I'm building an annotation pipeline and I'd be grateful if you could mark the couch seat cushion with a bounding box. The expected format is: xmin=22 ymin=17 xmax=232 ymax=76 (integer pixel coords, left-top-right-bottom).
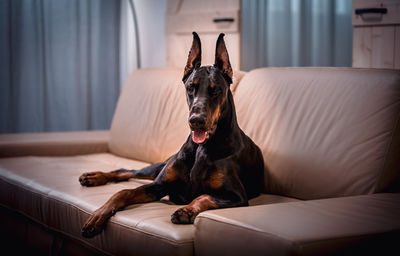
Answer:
xmin=195 ymin=193 xmax=400 ymax=256
xmin=0 ymin=152 xmax=300 ymax=255
xmin=0 ymin=153 xmax=194 ymax=256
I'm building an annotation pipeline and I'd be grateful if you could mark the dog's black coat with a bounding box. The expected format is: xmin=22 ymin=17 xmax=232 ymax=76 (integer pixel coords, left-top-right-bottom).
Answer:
xmin=79 ymin=32 xmax=264 ymax=238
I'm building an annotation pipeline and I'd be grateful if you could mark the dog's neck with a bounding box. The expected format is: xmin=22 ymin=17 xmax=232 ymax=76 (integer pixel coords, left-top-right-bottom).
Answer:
xmin=218 ymin=89 xmax=238 ymax=134
xmin=202 ymin=89 xmax=241 ymax=156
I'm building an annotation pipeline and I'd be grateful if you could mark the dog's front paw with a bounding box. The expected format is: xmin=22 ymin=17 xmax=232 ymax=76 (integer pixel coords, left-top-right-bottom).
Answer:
xmin=81 ymin=225 xmax=99 ymax=238
xmin=79 ymin=171 xmax=109 ymax=187
xmin=171 ymin=207 xmax=196 ymax=224
xmin=81 ymin=207 xmax=115 ymax=238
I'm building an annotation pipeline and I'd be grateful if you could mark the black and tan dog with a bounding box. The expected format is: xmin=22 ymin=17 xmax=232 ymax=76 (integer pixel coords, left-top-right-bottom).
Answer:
xmin=79 ymin=32 xmax=264 ymax=238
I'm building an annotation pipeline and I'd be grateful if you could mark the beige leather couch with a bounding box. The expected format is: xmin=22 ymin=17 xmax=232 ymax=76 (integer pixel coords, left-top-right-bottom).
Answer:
xmin=1 ymin=67 xmax=399 ymax=256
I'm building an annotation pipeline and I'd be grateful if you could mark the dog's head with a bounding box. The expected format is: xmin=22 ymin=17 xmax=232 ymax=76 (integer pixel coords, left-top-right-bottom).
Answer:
xmin=182 ymin=32 xmax=233 ymax=145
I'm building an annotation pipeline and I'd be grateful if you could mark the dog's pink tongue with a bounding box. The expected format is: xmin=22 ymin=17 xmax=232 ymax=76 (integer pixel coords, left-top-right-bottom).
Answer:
xmin=192 ymin=131 xmax=207 ymax=144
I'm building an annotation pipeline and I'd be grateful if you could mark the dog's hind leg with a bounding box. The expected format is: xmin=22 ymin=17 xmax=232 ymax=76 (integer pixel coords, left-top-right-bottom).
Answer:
xmin=125 ymin=161 xmax=166 ymax=180
xmin=79 ymin=161 xmax=166 ymax=187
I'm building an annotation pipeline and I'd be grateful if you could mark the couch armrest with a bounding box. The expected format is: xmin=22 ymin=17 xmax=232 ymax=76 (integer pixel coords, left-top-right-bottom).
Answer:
xmin=194 ymin=193 xmax=400 ymax=256
xmin=0 ymin=130 xmax=109 ymax=157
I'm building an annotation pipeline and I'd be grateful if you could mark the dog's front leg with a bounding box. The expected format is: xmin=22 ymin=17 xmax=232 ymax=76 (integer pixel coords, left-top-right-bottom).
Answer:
xmin=79 ymin=161 xmax=167 ymax=186
xmin=171 ymin=195 xmax=217 ymax=224
xmin=81 ymin=182 xmax=166 ymax=238
xmin=171 ymin=194 xmax=246 ymax=224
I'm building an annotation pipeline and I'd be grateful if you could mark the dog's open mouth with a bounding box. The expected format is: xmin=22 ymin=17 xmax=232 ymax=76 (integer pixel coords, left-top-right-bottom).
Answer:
xmin=192 ymin=130 xmax=209 ymax=144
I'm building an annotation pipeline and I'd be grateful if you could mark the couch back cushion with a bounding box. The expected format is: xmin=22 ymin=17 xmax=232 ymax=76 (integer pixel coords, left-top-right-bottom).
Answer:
xmin=109 ymin=68 xmax=189 ymax=163
xmin=109 ymin=68 xmax=245 ymax=164
xmin=234 ymin=68 xmax=400 ymax=200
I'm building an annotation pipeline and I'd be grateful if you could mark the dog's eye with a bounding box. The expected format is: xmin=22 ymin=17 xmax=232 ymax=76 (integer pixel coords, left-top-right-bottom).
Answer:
xmin=209 ymin=87 xmax=220 ymax=97
xmin=186 ymin=86 xmax=195 ymax=95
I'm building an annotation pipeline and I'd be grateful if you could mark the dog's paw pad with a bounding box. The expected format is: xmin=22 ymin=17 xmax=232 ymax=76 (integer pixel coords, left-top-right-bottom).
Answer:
xmin=171 ymin=208 xmax=195 ymax=224
xmin=78 ymin=172 xmax=107 ymax=187
xmin=81 ymin=226 xmax=99 ymax=238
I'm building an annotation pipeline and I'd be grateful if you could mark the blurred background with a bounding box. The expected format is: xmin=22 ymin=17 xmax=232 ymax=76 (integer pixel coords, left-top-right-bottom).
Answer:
xmin=0 ymin=0 xmax=396 ymax=134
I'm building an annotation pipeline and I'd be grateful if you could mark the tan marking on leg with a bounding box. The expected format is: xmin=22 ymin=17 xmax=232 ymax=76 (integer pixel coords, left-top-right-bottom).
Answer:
xmin=164 ymin=164 xmax=179 ymax=182
xmin=188 ymin=194 xmax=218 ymax=212
xmin=129 ymin=188 xmax=155 ymax=204
xmin=79 ymin=171 xmax=110 ymax=186
xmin=127 ymin=171 xmax=156 ymax=180
xmin=171 ymin=195 xmax=218 ymax=224
xmin=82 ymin=186 xmax=157 ymax=237
xmin=110 ymin=187 xmax=155 ymax=209
xmin=112 ymin=171 xmax=135 ymax=181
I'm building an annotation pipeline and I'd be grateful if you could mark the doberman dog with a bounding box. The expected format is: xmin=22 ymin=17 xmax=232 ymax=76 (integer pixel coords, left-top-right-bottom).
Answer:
xmin=79 ymin=32 xmax=264 ymax=238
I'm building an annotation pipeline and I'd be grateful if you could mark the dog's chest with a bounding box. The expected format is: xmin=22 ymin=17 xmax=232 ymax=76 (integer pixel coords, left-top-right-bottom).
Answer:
xmin=169 ymin=151 xmax=220 ymax=204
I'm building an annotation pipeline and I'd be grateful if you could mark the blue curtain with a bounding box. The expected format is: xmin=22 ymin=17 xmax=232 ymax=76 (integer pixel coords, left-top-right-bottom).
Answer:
xmin=241 ymin=0 xmax=353 ymax=70
xmin=0 ymin=0 xmax=121 ymax=133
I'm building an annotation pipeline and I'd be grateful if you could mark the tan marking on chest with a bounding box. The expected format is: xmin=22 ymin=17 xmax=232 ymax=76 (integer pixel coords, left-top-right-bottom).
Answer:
xmin=207 ymin=170 xmax=225 ymax=189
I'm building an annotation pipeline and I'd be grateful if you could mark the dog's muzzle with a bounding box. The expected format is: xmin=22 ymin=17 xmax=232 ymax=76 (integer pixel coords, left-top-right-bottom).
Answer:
xmin=189 ymin=114 xmax=209 ymax=144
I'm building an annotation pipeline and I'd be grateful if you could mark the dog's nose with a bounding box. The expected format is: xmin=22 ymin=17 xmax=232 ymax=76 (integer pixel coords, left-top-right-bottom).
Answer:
xmin=189 ymin=115 xmax=206 ymax=129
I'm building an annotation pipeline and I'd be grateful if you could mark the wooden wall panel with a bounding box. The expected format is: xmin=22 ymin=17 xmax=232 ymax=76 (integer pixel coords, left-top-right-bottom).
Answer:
xmin=166 ymin=0 xmax=240 ymax=70
xmin=166 ymin=11 xmax=239 ymax=34
xmin=371 ymin=26 xmax=395 ymax=68
xmin=352 ymin=0 xmax=400 ymax=69
xmin=353 ymin=27 xmax=372 ymax=68
xmin=352 ymin=0 xmax=400 ymax=26
xmin=353 ymin=26 xmax=396 ymax=69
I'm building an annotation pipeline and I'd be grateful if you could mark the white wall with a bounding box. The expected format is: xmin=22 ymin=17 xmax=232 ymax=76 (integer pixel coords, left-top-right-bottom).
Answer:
xmin=120 ymin=0 xmax=167 ymax=88
xmin=134 ymin=0 xmax=166 ymax=68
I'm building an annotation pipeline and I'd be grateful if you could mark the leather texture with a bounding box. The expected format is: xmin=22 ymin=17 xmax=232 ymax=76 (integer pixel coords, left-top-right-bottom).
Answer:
xmin=235 ymin=68 xmax=400 ymax=199
xmin=109 ymin=68 xmax=245 ymax=164
xmin=0 ymin=152 xmax=296 ymax=255
xmin=1 ymin=67 xmax=400 ymax=255
xmin=0 ymin=153 xmax=194 ymax=256
xmin=195 ymin=193 xmax=400 ymax=256
xmin=0 ymin=130 xmax=109 ymax=157
xmin=109 ymin=68 xmax=190 ymax=164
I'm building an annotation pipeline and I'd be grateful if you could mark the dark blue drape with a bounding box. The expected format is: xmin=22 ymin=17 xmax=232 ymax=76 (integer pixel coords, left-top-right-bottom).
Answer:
xmin=241 ymin=0 xmax=353 ymax=71
xmin=0 ymin=0 xmax=121 ymax=133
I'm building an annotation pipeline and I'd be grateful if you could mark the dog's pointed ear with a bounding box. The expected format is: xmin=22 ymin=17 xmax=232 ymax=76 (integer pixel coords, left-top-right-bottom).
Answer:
xmin=183 ymin=32 xmax=202 ymax=82
xmin=214 ymin=33 xmax=232 ymax=84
